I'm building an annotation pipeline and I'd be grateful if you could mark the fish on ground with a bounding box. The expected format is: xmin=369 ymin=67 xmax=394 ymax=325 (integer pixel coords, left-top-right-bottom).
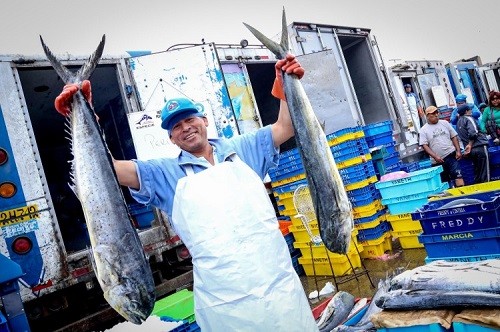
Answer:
xmin=40 ymin=35 xmax=156 ymax=324
xmin=243 ymin=8 xmax=353 ymax=254
xmin=376 ymin=260 xmax=500 ymax=310
xmin=388 ymin=259 xmax=500 ymax=293
xmin=331 ymin=269 xmax=403 ymax=332
xmin=316 ymin=291 xmax=355 ymax=332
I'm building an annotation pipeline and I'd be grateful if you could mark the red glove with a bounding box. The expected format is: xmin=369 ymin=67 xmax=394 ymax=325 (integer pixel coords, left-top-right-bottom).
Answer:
xmin=54 ymin=80 xmax=93 ymax=116
xmin=272 ymin=54 xmax=305 ymax=101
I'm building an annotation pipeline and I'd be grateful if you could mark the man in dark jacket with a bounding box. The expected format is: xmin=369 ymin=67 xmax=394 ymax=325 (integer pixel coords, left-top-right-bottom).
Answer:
xmin=456 ymin=104 xmax=491 ymax=183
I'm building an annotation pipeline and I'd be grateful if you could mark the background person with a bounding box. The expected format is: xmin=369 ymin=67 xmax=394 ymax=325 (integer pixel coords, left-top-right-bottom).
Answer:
xmin=419 ymin=106 xmax=465 ymax=188
xmin=456 ymin=104 xmax=490 ymax=183
xmin=480 ymin=90 xmax=500 ymax=145
xmin=404 ymin=83 xmax=424 ymax=132
xmin=450 ymin=93 xmax=481 ymax=125
xmin=54 ymin=54 xmax=320 ymax=331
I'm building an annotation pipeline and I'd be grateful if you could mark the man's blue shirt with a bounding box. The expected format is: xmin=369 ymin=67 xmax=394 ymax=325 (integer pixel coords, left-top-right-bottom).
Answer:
xmin=129 ymin=125 xmax=279 ymax=220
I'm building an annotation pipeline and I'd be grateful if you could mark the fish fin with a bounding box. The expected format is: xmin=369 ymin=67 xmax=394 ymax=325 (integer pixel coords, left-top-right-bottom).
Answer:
xmin=243 ymin=7 xmax=289 ymax=59
xmin=40 ymin=34 xmax=105 ymax=84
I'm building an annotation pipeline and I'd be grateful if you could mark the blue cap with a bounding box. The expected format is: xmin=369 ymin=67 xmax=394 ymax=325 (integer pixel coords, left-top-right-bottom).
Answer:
xmin=479 ymin=102 xmax=487 ymax=109
xmin=404 ymin=84 xmax=411 ymax=88
xmin=455 ymin=94 xmax=467 ymax=102
xmin=457 ymin=104 xmax=471 ymax=116
xmin=160 ymin=98 xmax=204 ymax=131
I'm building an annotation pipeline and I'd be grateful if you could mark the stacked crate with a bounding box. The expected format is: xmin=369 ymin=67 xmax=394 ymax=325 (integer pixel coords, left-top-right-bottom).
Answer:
xmin=375 ymin=166 xmax=449 ymax=249
xmin=363 ymin=121 xmax=401 ymax=176
xmin=488 ymin=145 xmax=500 ymax=180
xmin=270 ymin=127 xmax=373 ymax=276
xmin=412 ymin=182 xmax=500 ymax=263
xmin=327 ymin=127 xmax=392 ymax=259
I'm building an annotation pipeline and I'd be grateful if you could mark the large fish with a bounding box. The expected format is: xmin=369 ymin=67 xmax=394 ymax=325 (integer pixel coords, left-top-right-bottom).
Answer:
xmin=244 ymin=9 xmax=353 ymax=253
xmin=40 ymin=35 xmax=156 ymax=324
xmin=376 ymin=260 xmax=500 ymax=310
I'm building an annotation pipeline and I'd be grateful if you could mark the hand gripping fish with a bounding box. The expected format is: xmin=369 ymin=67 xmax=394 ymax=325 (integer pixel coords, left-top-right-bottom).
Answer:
xmin=40 ymin=35 xmax=156 ymax=324
xmin=244 ymin=9 xmax=353 ymax=254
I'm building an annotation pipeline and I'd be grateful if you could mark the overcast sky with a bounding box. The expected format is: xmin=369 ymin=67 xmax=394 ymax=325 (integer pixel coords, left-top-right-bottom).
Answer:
xmin=1 ymin=0 xmax=498 ymax=65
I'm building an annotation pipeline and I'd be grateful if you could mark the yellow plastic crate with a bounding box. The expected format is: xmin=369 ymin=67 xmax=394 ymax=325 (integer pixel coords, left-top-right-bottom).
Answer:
xmin=391 ymin=230 xmax=424 ymax=249
xmin=336 ymin=154 xmax=372 ymax=169
xmin=328 ymin=130 xmax=365 ymax=146
xmin=271 ymin=173 xmax=306 ymax=187
xmin=352 ymin=200 xmax=384 ymax=219
xmin=386 ymin=213 xmax=422 ymax=232
xmin=438 ymin=180 xmax=500 ymax=198
xmin=345 ymin=175 xmax=379 ymax=191
xmin=359 ymin=233 xmax=392 ymax=258
xmin=293 ymin=238 xmax=363 ymax=259
xmin=298 ymin=249 xmax=362 ymax=276
xmin=354 ymin=213 xmax=386 ymax=230
xmin=289 ymin=222 xmax=320 ymax=243
xmin=276 ymin=196 xmax=296 ymax=210
xmin=385 ymin=213 xmax=413 ymax=222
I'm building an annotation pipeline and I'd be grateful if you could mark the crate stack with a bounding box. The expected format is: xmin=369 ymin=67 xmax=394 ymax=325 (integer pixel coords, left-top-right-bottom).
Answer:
xmin=270 ymin=126 xmax=378 ymax=276
xmin=488 ymin=145 xmax=500 ymax=180
xmin=412 ymin=184 xmax=500 ymax=263
xmin=326 ymin=126 xmax=390 ymax=262
xmin=375 ymin=166 xmax=449 ymax=249
xmin=362 ymin=121 xmax=401 ymax=177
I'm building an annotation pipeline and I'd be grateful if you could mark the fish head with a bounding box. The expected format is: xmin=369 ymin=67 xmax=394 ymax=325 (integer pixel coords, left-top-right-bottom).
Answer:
xmin=104 ymin=279 xmax=156 ymax=325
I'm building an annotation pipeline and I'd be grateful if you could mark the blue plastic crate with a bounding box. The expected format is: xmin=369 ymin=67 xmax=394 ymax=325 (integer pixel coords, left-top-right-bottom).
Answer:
xmin=418 ymin=159 xmax=432 ymax=169
xmin=357 ymin=221 xmax=391 ymax=241
xmin=365 ymin=131 xmax=394 ymax=148
xmin=272 ymin=179 xmax=308 ymax=194
xmin=326 ymin=126 xmax=357 ymax=141
xmin=269 ymin=168 xmax=305 ymax=182
xmin=375 ymin=166 xmax=444 ymax=199
xmin=129 ymin=203 xmax=155 ymax=229
xmin=354 ymin=208 xmax=386 ymax=225
xmin=424 ymin=252 xmax=500 ymax=264
xmin=382 ymin=183 xmax=449 ymax=215
xmin=383 ymin=151 xmax=401 ymax=167
xmin=453 ymin=321 xmax=499 ymax=332
xmin=284 ymin=233 xmax=295 ymax=253
xmin=349 ymin=191 xmax=381 ymax=207
xmin=376 ymin=323 xmax=450 ymax=332
xmin=0 ymin=312 xmax=9 ymax=332
xmin=419 ymin=227 xmax=500 ymax=258
xmin=488 ymin=145 xmax=500 ymax=165
xmin=290 ymin=250 xmax=305 ymax=276
xmin=363 ymin=120 xmax=394 ymax=138
xmin=412 ymin=192 xmax=500 ymax=235
xmin=330 ymin=138 xmax=369 ymax=154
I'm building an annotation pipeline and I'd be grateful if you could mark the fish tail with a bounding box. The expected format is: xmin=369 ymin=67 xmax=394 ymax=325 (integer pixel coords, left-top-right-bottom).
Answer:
xmin=243 ymin=7 xmax=289 ymax=59
xmin=40 ymin=34 xmax=106 ymax=84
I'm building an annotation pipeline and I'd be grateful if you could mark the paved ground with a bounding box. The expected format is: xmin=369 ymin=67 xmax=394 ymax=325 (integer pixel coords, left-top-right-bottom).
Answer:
xmin=300 ymin=238 xmax=428 ymax=309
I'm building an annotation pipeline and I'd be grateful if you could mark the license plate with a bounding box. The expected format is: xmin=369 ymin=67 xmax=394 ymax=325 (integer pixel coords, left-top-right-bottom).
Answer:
xmin=0 ymin=204 xmax=39 ymax=227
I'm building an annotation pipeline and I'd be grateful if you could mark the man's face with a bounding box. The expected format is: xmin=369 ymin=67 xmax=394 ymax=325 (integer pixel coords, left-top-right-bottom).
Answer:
xmin=426 ymin=110 xmax=439 ymax=124
xmin=169 ymin=116 xmax=209 ymax=154
xmin=456 ymin=100 xmax=466 ymax=106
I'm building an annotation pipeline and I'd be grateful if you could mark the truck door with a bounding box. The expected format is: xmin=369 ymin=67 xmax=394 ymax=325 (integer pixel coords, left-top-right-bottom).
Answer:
xmin=416 ymin=72 xmax=441 ymax=110
xmin=483 ymin=68 xmax=499 ymax=92
xmin=125 ymin=43 xmax=236 ymax=160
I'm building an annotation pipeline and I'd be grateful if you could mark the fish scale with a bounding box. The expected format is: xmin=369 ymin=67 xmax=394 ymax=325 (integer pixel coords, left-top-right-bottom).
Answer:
xmin=40 ymin=35 xmax=156 ymax=324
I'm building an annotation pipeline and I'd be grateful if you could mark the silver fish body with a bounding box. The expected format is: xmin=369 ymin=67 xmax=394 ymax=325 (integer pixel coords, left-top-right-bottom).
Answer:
xmin=40 ymin=35 xmax=155 ymax=324
xmin=377 ymin=260 xmax=500 ymax=310
xmin=317 ymin=291 xmax=355 ymax=332
xmin=244 ymin=9 xmax=353 ymax=254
